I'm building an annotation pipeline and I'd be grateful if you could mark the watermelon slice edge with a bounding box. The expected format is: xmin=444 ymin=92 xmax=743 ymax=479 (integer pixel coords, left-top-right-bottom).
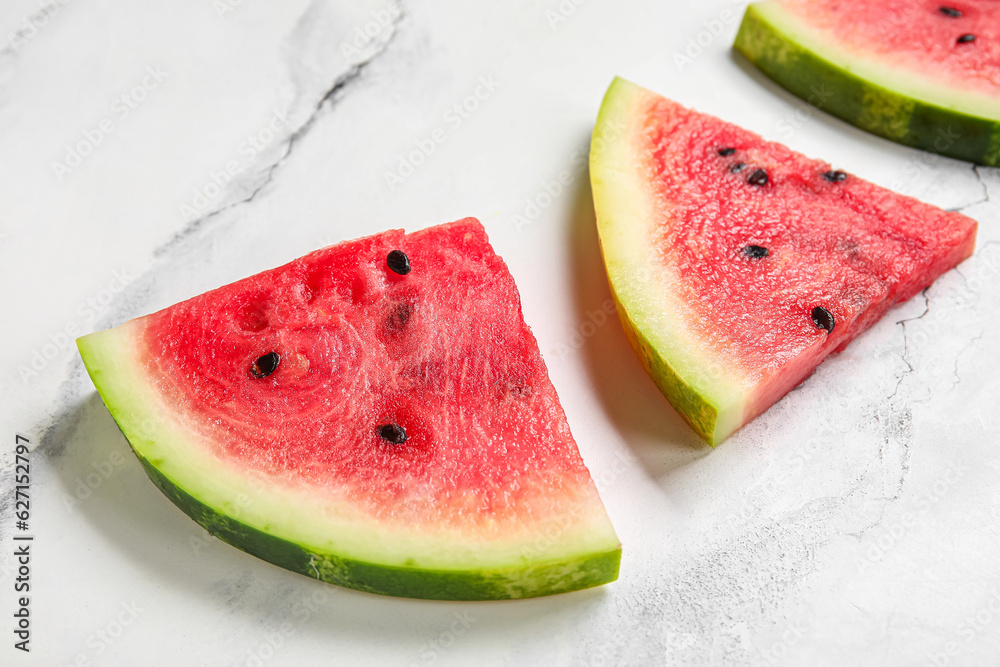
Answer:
xmin=590 ymin=77 xmax=977 ymax=445
xmin=77 ymin=218 xmax=621 ymax=600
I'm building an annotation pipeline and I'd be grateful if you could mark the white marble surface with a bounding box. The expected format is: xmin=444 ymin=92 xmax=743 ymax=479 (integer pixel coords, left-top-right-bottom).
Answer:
xmin=2 ymin=1 xmax=998 ymax=665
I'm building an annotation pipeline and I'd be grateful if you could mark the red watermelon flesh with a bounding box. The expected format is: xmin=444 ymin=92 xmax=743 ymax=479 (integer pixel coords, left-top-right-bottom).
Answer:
xmin=590 ymin=78 xmax=978 ymax=444
xmin=77 ymin=218 xmax=620 ymax=600
xmin=775 ymin=0 xmax=1000 ymax=96
xmin=733 ymin=0 xmax=1000 ymax=165
xmin=144 ymin=222 xmax=577 ymax=526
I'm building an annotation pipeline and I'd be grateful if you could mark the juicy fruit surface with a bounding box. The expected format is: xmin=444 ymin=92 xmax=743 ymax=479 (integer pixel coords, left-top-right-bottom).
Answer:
xmin=143 ymin=220 xmax=593 ymax=530
xmin=592 ymin=78 xmax=977 ymax=444
xmin=80 ymin=218 xmax=620 ymax=599
xmin=643 ymin=95 xmax=975 ymax=387
xmin=778 ymin=0 xmax=1000 ymax=97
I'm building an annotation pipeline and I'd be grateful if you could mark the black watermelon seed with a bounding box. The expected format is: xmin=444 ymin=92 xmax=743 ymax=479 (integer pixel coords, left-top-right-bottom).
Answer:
xmin=957 ymin=34 xmax=976 ymax=44
xmin=939 ymin=7 xmax=962 ymax=17
xmin=823 ymin=170 xmax=847 ymax=182
xmin=378 ymin=423 xmax=407 ymax=444
xmin=718 ymin=147 xmax=736 ymax=156
xmin=251 ymin=352 xmax=280 ymax=379
xmin=386 ymin=250 xmax=411 ymax=275
xmin=811 ymin=306 xmax=835 ymax=333
xmin=730 ymin=162 xmax=746 ymax=173
xmin=748 ymin=168 xmax=769 ymax=186
xmin=743 ymin=245 xmax=769 ymax=259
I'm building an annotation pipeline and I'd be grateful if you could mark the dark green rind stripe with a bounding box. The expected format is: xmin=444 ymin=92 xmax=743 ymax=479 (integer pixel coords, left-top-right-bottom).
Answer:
xmin=129 ymin=450 xmax=619 ymax=601
xmin=734 ymin=5 xmax=1000 ymax=167
xmin=607 ymin=285 xmax=720 ymax=446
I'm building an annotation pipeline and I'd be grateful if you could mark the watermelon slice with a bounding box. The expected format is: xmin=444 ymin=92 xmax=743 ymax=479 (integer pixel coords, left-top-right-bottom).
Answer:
xmin=734 ymin=0 xmax=1000 ymax=166
xmin=77 ymin=219 xmax=620 ymax=600
xmin=590 ymin=78 xmax=977 ymax=445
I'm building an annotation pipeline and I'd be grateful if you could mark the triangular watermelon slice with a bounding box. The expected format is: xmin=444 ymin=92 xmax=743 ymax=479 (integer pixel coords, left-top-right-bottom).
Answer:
xmin=590 ymin=78 xmax=977 ymax=445
xmin=77 ymin=219 xmax=620 ymax=600
xmin=734 ymin=0 xmax=1000 ymax=165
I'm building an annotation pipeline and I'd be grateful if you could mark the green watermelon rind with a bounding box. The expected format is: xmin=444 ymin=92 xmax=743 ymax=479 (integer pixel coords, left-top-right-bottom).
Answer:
xmin=612 ymin=289 xmax=719 ymax=444
xmin=590 ymin=77 xmax=744 ymax=446
xmin=734 ymin=2 xmax=1000 ymax=167
xmin=136 ymin=455 xmax=621 ymax=601
xmin=77 ymin=314 xmax=621 ymax=601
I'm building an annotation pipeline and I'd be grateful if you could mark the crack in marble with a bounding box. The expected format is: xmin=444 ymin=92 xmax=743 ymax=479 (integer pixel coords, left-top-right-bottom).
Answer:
xmin=849 ymin=601 xmax=872 ymax=617
xmin=888 ymin=289 xmax=929 ymax=401
xmin=876 ymin=435 xmax=910 ymax=503
xmin=953 ymin=266 xmax=971 ymax=293
xmin=31 ymin=3 xmax=411 ymax=456
xmin=784 ymin=456 xmax=888 ymax=546
xmin=659 ymin=518 xmax=820 ymax=665
xmin=774 ymin=427 xmax=909 ymax=552
xmin=897 ymin=436 xmax=911 ymax=499
xmin=887 ymin=406 xmax=914 ymax=499
xmin=154 ymin=3 xmax=406 ymax=259
xmin=895 ymin=289 xmax=930 ymax=326
xmin=831 ymin=446 xmax=906 ymax=542
xmin=949 ymin=165 xmax=991 ymax=212
xmin=843 ymin=512 xmax=888 ymax=541
xmin=972 ymin=165 xmax=991 ymax=204
xmin=950 ymin=329 xmax=985 ymax=392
